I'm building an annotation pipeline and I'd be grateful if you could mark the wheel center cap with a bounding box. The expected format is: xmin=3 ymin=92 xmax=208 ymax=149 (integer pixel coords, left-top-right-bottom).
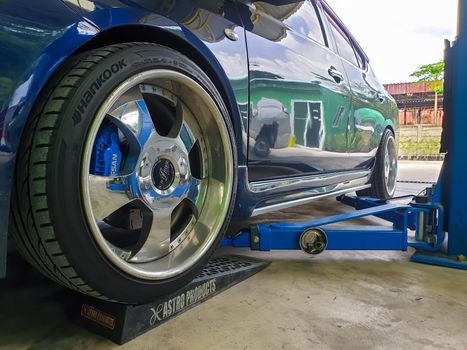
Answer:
xmin=152 ymin=158 xmax=176 ymax=191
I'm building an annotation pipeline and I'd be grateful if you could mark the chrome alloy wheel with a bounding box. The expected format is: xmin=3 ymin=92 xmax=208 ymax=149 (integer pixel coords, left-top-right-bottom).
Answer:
xmin=81 ymin=69 xmax=233 ymax=280
xmin=383 ymin=134 xmax=397 ymax=197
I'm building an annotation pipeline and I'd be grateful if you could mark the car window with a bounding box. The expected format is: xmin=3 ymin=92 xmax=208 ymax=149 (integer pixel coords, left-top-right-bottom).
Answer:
xmin=326 ymin=13 xmax=359 ymax=67
xmin=282 ymin=1 xmax=326 ymax=46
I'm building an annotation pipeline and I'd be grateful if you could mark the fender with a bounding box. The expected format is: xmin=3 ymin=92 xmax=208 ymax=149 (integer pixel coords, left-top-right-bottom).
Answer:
xmin=384 ymin=100 xmax=400 ymax=140
xmin=384 ymin=119 xmax=397 ymax=135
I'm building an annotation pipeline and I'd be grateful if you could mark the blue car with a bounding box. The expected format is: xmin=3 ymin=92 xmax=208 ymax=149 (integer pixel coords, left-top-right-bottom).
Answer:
xmin=0 ymin=0 xmax=398 ymax=303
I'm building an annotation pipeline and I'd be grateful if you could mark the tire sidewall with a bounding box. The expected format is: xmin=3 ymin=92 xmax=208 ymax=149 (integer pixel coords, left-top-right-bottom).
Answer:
xmin=375 ymin=129 xmax=396 ymax=199
xmin=47 ymin=44 xmax=237 ymax=303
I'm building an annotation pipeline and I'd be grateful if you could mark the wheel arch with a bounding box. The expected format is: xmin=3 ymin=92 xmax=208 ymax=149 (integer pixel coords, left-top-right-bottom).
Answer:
xmin=73 ymin=23 xmax=245 ymax=165
xmin=384 ymin=124 xmax=399 ymax=158
xmin=383 ymin=100 xmax=400 ymax=141
xmin=13 ymin=22 xmax=244 ymax=172
xmin=385 ymin=123 xmax=396 ymax=136
xmin=383 ymin=119 xmax=398 ymax=146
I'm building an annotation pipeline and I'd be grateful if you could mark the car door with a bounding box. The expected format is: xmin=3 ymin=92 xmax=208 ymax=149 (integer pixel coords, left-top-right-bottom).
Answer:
xmin=237 ymin=0 xmax=354 ymax=181
xmin=320 ymin=3 xmax=390 ymax=169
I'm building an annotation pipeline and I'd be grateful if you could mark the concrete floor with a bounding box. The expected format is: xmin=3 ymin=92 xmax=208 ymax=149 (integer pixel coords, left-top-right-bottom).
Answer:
xmin=1 ymin=161 xmax=467 ymax=350
xmin=396 ymin=161 xmax=443 ymax=197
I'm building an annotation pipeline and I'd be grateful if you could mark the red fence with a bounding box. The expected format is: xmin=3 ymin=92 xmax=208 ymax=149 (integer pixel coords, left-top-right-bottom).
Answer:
xmin=385 ymin=82 xmax=434 ymax=95
xmin=399 ymin=108 xmax=444 ymax=126
xmin=383 ymin=83 xmax=443 ymax=126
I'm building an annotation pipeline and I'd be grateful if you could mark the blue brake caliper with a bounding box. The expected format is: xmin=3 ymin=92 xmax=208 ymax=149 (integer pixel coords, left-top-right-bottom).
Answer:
xmin=92 ymin=122 xmax=124 ymax=191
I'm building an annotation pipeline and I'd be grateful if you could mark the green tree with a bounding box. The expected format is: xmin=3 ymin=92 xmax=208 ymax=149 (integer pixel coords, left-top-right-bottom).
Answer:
xmin=410 ymin=61 xmax=445 ymax=124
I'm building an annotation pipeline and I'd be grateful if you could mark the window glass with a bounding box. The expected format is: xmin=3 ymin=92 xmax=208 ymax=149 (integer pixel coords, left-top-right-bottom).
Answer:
xmin=326 ymin=15 xmax=359 ymax=66
xmin=283 ymin=1 xmax=326 ymax=46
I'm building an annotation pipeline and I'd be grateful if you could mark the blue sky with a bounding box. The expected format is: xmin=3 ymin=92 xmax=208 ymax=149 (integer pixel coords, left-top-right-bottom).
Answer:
xmin=327 ymin=0 xmax=458 ymax=83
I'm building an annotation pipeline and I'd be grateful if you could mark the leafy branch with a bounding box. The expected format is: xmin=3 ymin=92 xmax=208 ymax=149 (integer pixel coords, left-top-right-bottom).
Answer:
xmin=410 ymin=61 xmax=445 ymax=94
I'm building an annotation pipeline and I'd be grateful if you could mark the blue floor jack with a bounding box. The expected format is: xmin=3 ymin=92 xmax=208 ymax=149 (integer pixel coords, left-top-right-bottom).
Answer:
xmin=223 ymin=4 xmax=467 ymax=270
xmin=222 ymin=160 xmax=465 ymax=270
xmin=221 ymin=184 xmax=456 ymax=265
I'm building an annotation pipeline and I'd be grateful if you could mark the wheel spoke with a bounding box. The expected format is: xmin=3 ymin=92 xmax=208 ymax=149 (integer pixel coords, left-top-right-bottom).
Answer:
xmin=169 ymin=101 xmax=184 ymax=138
xmin=129 ymin=208 xmax=173 ymax=263
xmin=88 ymin=174 xmax=135 ymax=221
xmin=140 ymin=84 xmax=184 ymax=138
xmin=107 ymin=96 xmax=154 ymax=149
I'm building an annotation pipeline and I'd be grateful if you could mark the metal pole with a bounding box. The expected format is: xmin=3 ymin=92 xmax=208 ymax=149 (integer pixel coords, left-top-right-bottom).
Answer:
xmin=445 ymin=0 xmax=467 ymax=257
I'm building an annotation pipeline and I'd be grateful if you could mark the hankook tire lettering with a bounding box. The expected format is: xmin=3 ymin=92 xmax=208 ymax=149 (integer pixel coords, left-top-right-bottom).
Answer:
xmin=72 ymin=59 xmax=127 ymax=126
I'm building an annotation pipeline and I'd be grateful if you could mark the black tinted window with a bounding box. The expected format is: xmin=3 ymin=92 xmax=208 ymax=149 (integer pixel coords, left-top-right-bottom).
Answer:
xmin=283 ymin=1 xmax=325 ymax=45
xmin=326 ymin=15 xmax=359 ymax=66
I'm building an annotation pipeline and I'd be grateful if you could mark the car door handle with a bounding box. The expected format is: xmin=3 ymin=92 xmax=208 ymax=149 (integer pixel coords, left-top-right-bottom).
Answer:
xmin=328 ymin=66 xmax=344 ymax=83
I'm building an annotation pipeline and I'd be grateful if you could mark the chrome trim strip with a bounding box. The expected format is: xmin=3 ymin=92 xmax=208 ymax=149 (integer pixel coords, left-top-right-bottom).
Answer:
xmin=249 ymin=169 xmax=371 ymax=193
xmin=251 ymin=182 xmax=371 ymax=217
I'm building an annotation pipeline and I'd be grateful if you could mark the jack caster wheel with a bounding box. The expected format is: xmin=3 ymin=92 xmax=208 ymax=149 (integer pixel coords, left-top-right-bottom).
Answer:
xmin=299 ymin=228 xmax=328 ymax=255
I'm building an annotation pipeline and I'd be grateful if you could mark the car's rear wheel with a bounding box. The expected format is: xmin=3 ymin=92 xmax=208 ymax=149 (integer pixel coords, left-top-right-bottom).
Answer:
xmin=357 ymin=129 xmax=397 ymax=199
xmin=10 ymin=43 xmax=236 ymax=303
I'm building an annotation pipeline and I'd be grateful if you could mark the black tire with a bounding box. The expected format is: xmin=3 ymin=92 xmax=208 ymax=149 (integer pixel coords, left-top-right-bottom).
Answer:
xmin=10 ymin=43 xmax=237 ymax=303
xmin=357 ymin=129 xmax=398 ymax=199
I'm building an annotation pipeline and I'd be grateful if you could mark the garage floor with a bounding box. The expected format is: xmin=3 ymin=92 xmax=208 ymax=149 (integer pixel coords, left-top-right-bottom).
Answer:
xmin=1 ymin=161 xmax=466 ymax=350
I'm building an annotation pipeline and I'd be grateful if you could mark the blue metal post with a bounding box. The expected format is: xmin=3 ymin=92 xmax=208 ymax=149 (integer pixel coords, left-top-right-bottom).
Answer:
xmin=411 ymin=0 xmax=467 ymax=269
xmin=446 ymin=0 xmax=467 ymax=258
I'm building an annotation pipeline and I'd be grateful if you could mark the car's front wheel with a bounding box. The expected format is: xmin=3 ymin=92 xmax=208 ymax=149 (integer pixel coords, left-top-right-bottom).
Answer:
xmin=10 ymin=43 xmax=237 ymax=303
